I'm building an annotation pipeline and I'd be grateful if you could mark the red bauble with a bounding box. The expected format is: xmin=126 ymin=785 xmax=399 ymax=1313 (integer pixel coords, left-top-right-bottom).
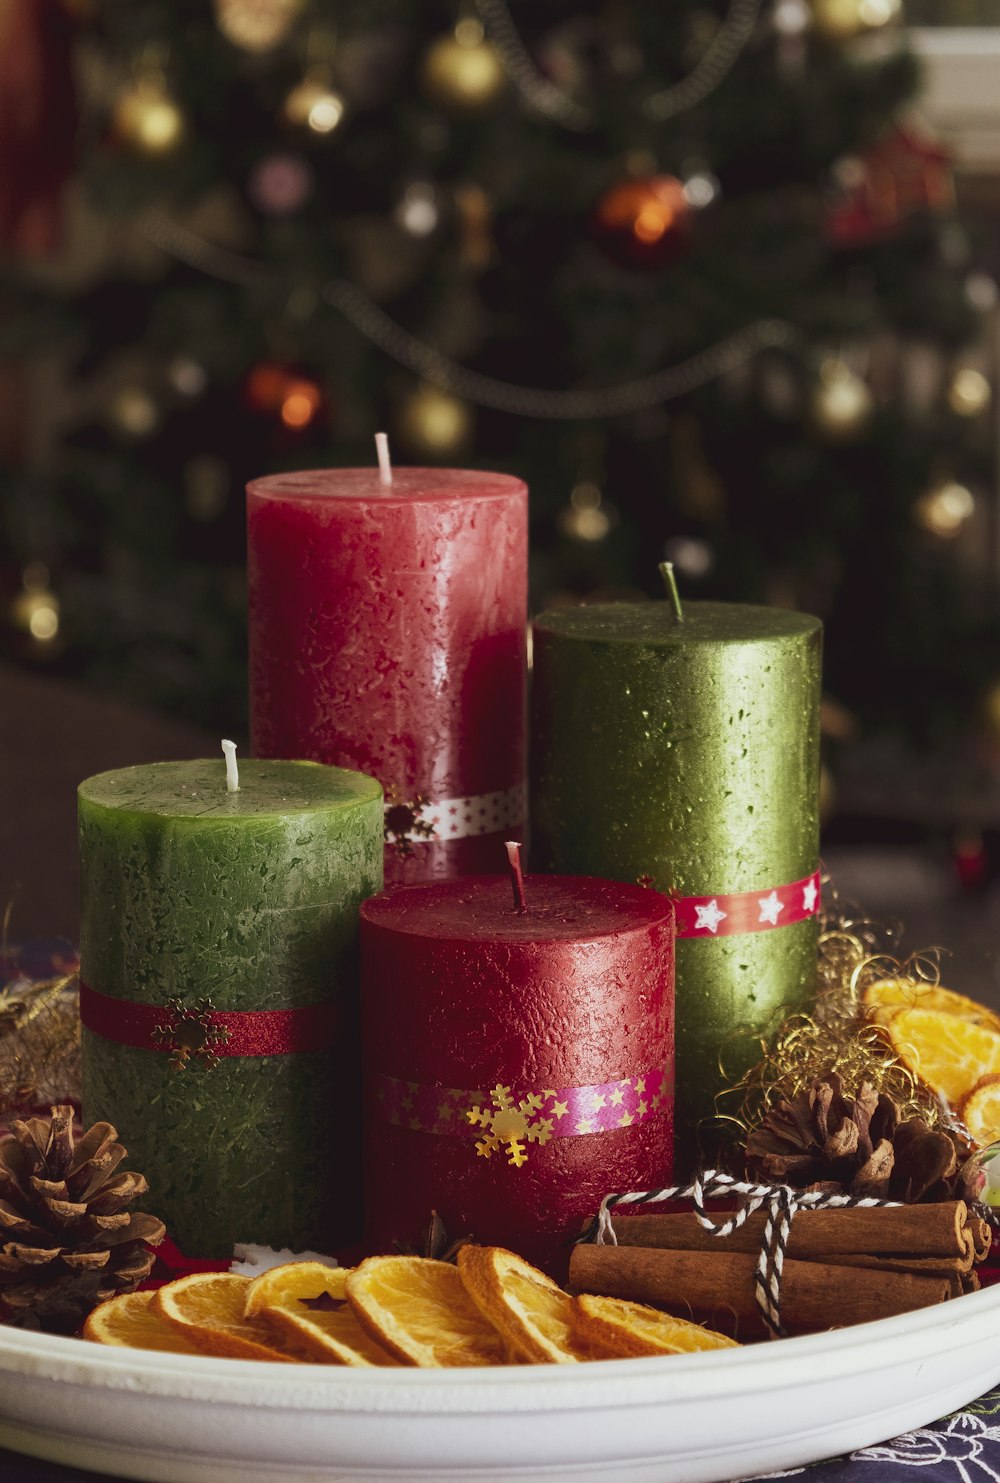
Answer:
xmin=0 ymin=0 xmax=77 ymax=254
xmin=826 ymin=123 xmax=954 ymax=249
xmin=244 ymin=362 xmax=324 ymax=431
xmin=244 ymin=361 xmax=290 ymax=413
xmin=591 ymin=174 xmax=691 ymax=271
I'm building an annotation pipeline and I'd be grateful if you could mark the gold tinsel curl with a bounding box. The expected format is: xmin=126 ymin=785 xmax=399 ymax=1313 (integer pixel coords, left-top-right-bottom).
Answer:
xmin=717 ymin=897 xmax=952 ymax=1153
xmin=0 ymin=974 xmax=81 ymax=1126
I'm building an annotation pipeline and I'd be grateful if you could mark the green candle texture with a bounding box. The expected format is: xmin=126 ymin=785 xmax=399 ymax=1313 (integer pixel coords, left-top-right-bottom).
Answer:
xmin=79 ymin=758 xmax=383 ymax=1257
xmin=531 ymin=601 xmax=822 ymax=1159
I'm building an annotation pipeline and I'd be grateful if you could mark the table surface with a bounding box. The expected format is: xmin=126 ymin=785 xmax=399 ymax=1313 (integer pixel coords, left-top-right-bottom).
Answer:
xmin=3 ymin=1387 xmax=1000 ymax=1482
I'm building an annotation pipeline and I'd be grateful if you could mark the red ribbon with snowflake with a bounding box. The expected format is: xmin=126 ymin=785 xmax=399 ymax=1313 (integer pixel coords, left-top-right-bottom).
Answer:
xmin=78 ymin=981 xmax=338 ymax=1062
xmin=671 ymin=868 xmax=821 ymax=939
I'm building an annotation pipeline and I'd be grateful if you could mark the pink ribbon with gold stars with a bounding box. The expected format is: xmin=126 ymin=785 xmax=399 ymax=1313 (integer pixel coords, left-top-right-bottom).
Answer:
xmin=373 ymin=1066 xmax=671 ymax=1140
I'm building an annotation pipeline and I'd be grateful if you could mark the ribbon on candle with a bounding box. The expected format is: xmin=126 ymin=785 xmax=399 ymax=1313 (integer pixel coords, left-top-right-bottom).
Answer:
xmin=672 ymin=868 xmax=820 ymax=939
xmin=384 ymin=780 xmax=527 ymax=851
xmin=374 ymin=1065 xmax=670 ymax=1140
xmin=79 ymin=981 xmax=338 ymax=1059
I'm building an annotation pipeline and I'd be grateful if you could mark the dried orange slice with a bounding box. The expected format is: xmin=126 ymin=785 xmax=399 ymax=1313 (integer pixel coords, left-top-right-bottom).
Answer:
xmin=571 ymin=1293 xmax=739 ymax=1359
xmin=960 ymin=1074 xmax=1000 ymax=1147
xmin=346 ymin=1255 xmax=506 ymax=1367
xmin=864 ymin=979 xmax=1000 ymax=1034
xmin=245 ymin=1261 xmax=394 ymax=1366
xmin=153 ymin=1272 xmax=300 ymax=1362
xmin=244 ymin=1260 xmax=350 ymax=1316
xmin=83 ymin=1290 xmax=204 ymax=1354
xmin=878 ymin=1006 xmax=1000 ymax=1107
xmin=458 ymin=1245 xmax=587 ymax=1364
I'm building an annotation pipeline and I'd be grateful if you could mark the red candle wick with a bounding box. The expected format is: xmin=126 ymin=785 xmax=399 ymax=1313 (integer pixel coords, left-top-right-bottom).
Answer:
xmin=505 ymin=840 xmax=528 ymax=912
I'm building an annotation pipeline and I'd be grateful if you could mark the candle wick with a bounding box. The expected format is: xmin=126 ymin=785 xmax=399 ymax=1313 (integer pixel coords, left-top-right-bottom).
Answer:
xmin=505 ymin=840 xmax=528 ymax=912
xmin=659 ymin=561 xmax=684 ymax=622
xmin=375 ymin=431 xmax=393 ymax=487
xmin=221 ymin=739 xmax=240 ymax=793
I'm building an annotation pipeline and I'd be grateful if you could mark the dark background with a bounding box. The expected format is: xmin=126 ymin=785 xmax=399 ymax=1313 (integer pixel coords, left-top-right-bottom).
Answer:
xmin=5 ymin=0 xmax=1000 ymax=978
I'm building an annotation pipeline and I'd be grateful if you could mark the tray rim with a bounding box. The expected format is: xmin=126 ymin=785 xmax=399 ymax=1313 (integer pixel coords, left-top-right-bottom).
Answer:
xmin=1 ymin=1278 xmax=998 ymax=1415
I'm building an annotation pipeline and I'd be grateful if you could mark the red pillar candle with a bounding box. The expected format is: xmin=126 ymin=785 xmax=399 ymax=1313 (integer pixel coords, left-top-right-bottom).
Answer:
xmin=360 ymin=870 xmax=674 ymax=1273
xmin=247 ymin=466 xmax=528 ymax=885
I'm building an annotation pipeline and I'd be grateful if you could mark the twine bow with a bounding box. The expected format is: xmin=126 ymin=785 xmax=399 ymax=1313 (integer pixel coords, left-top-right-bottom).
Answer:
xmin=585 ymin=1169 xmax=903 ymax=1338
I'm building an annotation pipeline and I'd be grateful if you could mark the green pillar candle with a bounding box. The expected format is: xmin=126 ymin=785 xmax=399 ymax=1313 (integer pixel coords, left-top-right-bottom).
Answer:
xmin=531 ymin=599 xmax=822 ymax=1162
xmin=79 ymin=755 xmax=383 ymax=1258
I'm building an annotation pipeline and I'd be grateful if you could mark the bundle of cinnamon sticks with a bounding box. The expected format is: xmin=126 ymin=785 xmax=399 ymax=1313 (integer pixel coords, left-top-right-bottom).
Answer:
xmin=569 ymin=1202 xmax=991 ymax=1340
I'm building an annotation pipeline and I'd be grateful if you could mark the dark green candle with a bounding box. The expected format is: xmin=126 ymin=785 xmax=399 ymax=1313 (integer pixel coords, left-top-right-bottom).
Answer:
xmin=531 ymin=599 xmax=822 ymax=1162
xmin=79 ymin=756 xmax=383 ymax=1257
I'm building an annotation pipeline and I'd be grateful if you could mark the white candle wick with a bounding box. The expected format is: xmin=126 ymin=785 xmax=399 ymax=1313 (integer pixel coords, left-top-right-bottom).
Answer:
xmin=375 ymin=430 xmax=393 ymax=486
xmin=221 ymin=738 xmax=240 ymax=793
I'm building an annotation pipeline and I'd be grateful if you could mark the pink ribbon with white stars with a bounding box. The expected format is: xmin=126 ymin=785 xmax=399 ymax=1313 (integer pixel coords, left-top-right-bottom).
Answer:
xmin=373 ymin=1065 xmax=671 ymax=1138
xmin=673 ymin=868 xmax=821 ymax=939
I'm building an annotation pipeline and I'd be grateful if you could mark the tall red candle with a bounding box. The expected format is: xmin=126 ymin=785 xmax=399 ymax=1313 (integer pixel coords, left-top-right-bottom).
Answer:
xmin=247 ymin=467 xmax=527 ymax=884
xmin=360 ymin=873 xmax=674 ymax=1273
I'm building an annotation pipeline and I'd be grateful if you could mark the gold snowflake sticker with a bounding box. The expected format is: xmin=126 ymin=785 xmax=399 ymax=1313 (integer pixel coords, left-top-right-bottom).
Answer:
xmin=151 ymin=997 xmax=231 ymax=1072
xmin=466 ymin=1085 xmax=554 ymax=1168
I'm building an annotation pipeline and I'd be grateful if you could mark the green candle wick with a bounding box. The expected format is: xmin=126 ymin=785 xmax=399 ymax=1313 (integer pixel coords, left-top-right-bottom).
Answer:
xmin=221 ymin=738 xmax=240 ymax=793
xmin=658 ymin=561 xmax=684 ymax=622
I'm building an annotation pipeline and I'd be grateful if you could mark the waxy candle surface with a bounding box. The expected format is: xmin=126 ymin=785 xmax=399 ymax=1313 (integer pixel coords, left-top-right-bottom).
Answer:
xmin=79 ymin=758 xmax=383 ymax=1257
xmin=531 ymin=600 xmax=822 ymax=1160
xmin=361 ymin=874 xmax=674 ymax=1273
xmin=247 ymin=468 xmax=528 ymax=885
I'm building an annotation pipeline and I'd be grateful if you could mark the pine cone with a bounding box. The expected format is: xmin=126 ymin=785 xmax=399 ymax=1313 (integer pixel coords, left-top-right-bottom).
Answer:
xmin=745 ymin=1072 xmax=976 ymax=1204
xmin=0 ymin=1106 xmax=165 ymax=1332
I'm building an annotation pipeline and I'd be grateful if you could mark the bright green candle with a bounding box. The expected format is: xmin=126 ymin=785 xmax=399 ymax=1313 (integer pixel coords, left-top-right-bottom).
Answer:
xmin=531 ymin=598 xmax=822 ymax=1164
xmin=79 ymin=755 xmax=383 ymax=1257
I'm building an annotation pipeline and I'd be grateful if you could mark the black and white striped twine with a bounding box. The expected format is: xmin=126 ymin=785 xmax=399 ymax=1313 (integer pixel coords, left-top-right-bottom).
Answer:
xmin=580 ymin=1169 xmax=904 ymax=1339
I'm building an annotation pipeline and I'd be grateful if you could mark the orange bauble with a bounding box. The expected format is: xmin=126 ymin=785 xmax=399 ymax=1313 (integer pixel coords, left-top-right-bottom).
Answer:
xmin=592 ymin=175 xmax=691 ymax=270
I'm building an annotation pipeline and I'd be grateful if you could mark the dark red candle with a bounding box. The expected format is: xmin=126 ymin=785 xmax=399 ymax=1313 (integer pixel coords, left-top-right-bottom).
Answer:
xmin=360 ymin=872 xmax=674 ymax=1273
xmin=247 ymin=466 xmax=528 ymax=884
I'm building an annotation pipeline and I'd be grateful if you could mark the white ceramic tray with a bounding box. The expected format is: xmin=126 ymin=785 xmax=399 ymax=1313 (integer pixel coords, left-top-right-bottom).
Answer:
xmin=1 ymin=1283 xmax=999 ymax=1483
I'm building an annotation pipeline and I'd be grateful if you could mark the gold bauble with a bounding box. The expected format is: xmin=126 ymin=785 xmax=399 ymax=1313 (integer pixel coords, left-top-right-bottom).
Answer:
xmin=948 ymin=367 xmax=991 ymax=418
xmin=214 ymin=0 xmax=304 ymax=52
xmin=981 ymin=681 xmax=1000 ymax=746
xmin=183 ymin=456 xmax=230 ymax=522
xmin=396 ymin=385 xmax=473 ymax=458
xmin=283 ymin=74 xmax=346 ymax=134
xmin=11 ymin=564 xmax=60 ymax=646
xmin=810 ymin=358 xmax=873 ymax=441
xmin=420 ymin=25 xmax=506 ymax=113
xmin=107 ymin=386 xmax=160 ymax=439
xmin=559 ymin=483 xmax=613 ymax=542
xmin=811 ymin=0 xmax=900 ymax=40
xmin=914 ymin=480 xmax=975 ymax=539
xmin=113 ymin=75 xmax=186 ymax=156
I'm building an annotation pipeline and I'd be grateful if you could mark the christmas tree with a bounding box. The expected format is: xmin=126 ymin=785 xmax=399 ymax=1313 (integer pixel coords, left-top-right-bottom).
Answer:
xmin=1 ymin=0 xmax=996 ymax=775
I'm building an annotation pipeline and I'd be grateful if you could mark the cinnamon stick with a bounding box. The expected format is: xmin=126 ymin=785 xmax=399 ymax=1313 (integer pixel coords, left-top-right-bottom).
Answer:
xmin=608 ymin=1201 xmax=973 ymax=1260
xmin=569 ymin=1243 xmax=952 ymax=1337
xmin=969 ymin=1215 xmax=992 ymax=1262
xmin=807 ymin=1247 xmax=973 ymax=1276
